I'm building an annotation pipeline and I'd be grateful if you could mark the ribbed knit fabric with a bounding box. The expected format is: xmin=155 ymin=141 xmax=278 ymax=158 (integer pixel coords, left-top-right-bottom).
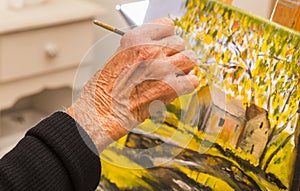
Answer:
xmin=0 ymin=112 xmax=101 ymax=191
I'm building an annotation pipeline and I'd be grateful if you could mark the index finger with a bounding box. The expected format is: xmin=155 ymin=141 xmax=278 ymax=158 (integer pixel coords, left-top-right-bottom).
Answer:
xmin=129 ymin=18 xmax=175 ymax=40
xmin=149 ymin=17 xmax=174 ymax=26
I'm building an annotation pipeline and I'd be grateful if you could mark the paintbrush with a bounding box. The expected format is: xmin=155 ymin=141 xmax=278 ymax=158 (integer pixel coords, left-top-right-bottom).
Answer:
xmin=93 ymin=20 xmax=125 ymax=36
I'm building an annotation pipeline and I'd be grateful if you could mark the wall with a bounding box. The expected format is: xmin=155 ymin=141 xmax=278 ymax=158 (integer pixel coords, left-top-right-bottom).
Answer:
xmin=233 ymin=0 xmax=277 ymax=19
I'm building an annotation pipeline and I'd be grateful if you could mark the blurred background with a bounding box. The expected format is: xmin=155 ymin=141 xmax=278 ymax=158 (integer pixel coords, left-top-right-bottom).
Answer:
xmin=0 ymin=0 xmax=295 ymax=157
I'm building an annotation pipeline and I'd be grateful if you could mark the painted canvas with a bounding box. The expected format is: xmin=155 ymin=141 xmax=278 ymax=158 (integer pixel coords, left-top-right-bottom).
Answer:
xmin=98 ymin=0 xmax=300 ymax=190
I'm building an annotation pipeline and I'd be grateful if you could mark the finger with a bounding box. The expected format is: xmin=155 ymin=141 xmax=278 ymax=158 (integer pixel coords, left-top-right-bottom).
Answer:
xmin=122 ymin=21 xmax=175 ymax=44
xmin=166 ymin=50 xmax=197 ymax=74
xmin=146 ymin=22 xmax=175 ymax=40
xmin=129 ymin=74 xmax=199 ymax=121
xmin=163 ymin=74 xmax=199 ymax=97
xmin=143 ymin=17 xmax=175 ymax=40
xmin=129 ymin=80 xmax=173 ymax=122
xmin=156 ymin=35 xmax=185 ymax=56
xmin=130 ymin=52 xmax=196 ymax=82
xmin=149 ymin=17 xmax=174 ymax=26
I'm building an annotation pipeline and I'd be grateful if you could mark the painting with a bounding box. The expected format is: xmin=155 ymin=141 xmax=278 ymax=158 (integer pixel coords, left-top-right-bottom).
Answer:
xmin=97 ymin=0 xmax=300 ymax=190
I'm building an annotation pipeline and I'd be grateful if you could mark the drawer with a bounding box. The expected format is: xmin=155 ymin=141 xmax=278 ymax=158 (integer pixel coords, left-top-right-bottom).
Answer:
xmin=0 ymin=21 xmax=94 ymax=82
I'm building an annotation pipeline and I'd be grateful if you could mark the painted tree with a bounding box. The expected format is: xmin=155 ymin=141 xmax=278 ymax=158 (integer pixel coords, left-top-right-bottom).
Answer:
xmin=176 ymin=0 xmax=300 ymax=174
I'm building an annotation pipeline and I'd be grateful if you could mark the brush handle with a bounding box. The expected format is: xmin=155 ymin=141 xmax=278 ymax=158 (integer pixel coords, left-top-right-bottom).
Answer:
xmin=93 ymin=20 xmax=125 ymax=36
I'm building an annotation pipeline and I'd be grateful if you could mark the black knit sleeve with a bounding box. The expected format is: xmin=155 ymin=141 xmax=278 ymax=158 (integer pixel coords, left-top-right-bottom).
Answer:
xmin=0 ymin=111 xmax=101 ymax=191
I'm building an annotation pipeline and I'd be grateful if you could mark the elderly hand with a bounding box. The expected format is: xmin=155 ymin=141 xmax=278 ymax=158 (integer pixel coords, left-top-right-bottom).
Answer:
xmin=66 ymin=18 xmax=199 ymax=153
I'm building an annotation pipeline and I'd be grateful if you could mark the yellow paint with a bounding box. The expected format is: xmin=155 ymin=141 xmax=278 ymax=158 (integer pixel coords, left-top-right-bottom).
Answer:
xmin=264 ymin=133 xmax=294 ymax=186
xmin=101 ymin=149 xmax=155 ymax=190
xmin=173 ymin=164 xmax=234 ymax=191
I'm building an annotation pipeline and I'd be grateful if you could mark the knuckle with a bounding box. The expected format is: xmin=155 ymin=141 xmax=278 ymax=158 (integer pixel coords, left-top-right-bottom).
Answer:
xmin=183 ymin=50 xmax=197 ymax=62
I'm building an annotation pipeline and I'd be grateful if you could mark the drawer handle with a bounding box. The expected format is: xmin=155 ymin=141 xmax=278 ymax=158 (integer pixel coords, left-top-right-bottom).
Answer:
xmin=45 ymin=43 xmax=58 ymax=59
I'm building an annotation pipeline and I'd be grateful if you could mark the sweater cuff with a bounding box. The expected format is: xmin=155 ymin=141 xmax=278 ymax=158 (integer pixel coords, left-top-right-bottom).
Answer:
xmin=26 ymin=111 xmax=101 ymax=190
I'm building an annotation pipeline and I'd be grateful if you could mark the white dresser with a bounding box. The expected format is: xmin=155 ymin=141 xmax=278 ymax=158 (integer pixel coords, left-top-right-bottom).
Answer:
xmin=0 ymin=0 xmax=106 ymax=157
xmin=0 ymin=0 xmax=106 ymax=110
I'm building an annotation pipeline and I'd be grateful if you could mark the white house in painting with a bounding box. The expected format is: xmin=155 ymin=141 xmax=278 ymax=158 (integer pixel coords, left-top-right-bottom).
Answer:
xmin=185 ymin=86 xmax=270 ymax=159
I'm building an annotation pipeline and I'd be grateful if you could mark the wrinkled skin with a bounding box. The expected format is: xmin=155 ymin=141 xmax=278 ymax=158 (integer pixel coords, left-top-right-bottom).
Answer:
xmin=66 ymin=18 xmax=199 ymax=153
